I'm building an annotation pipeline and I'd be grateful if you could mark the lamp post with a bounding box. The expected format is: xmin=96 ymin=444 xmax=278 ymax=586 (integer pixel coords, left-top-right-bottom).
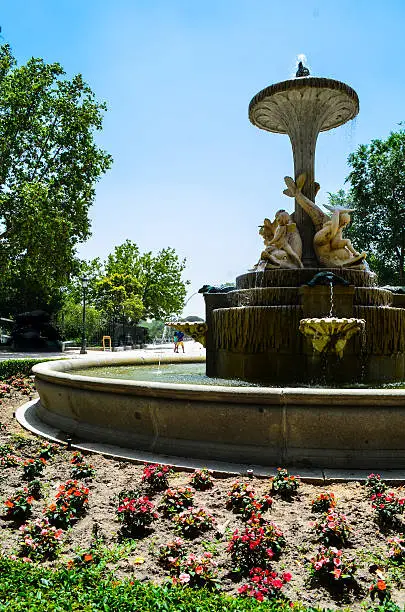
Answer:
xmin=80 ymin=276 xmax=89 ymax=354
xmin=122 ymin=307 xmax=126 ymax=351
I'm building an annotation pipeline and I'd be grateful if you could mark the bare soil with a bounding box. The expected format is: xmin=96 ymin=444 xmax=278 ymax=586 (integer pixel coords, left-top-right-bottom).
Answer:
xmin=1 ymin=389 xmax=405 ymax=611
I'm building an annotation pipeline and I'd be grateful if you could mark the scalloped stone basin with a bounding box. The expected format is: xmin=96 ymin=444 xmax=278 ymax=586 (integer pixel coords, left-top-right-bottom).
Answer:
xmin=33 ymin=354 xmax=405 ymax=469
xmin=299 ymin=317 xmax=366 ymax=358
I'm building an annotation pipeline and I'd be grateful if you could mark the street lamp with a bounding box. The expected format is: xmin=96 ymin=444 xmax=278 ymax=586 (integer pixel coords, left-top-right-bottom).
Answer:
xmin=80 ymin=276 xmax=89 ymax=354
xmin=122 ymin=307 xmax=126 ymax=351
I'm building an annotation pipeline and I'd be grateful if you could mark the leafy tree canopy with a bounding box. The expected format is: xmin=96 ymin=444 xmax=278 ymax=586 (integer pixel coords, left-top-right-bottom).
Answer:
xmin=67 ymin=240 xmax=189 ymax=323
xmin=0 ymin=44 xmax=112 ymax=316
xmin=104 ymin=240 xmax=189 ymax=320
xmin=328 ymin=128 xmax=405 ymax=285
xmin=94 ymin=272 xmax=145 ymax=323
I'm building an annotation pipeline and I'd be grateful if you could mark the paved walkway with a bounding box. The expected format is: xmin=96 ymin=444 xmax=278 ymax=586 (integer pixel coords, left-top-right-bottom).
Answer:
xmin=0 ymin=340 xmax=205 ymax=361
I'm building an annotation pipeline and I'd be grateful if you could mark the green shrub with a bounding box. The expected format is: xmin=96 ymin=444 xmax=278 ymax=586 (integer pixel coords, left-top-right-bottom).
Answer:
xmin=0 ymin=555 xmax=403 ymax=611
xmin=0 ymin=556 xmax=301 ymax=611
xmin=0 ymin=358 xmax=62 ymax=380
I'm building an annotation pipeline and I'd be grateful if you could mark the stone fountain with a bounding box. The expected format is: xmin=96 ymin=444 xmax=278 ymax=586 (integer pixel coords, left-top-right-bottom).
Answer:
xmin=29 ymin=61 xmax=405 ymax=470
xmin=203 ymin=64 xmax=405 ymax=385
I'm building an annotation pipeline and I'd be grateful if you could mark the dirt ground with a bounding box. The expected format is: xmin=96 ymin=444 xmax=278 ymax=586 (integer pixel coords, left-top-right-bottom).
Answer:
xmin=1 ymin=387 xmax=405 ymax=611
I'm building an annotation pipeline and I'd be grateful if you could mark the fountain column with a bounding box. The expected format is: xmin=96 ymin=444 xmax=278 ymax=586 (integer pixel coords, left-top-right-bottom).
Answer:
xmin=289 ymin=120 xmax=318 ymax=266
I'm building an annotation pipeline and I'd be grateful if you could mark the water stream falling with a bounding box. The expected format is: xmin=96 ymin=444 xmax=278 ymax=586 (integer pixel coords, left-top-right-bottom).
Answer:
xmin=329 ymin=282 xmax=334 ymax=317
xmin=156 ymin=324 xmax=169 ymax=373
xmin=254 ymin=262 xmax=266 ymax=295
xmin=359 ymin=323 xmax=368 ymax=381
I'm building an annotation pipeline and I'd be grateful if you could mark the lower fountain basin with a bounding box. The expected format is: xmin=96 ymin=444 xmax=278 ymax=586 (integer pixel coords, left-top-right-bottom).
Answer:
xmin=32 ymin=354 xmax=405 ymax=469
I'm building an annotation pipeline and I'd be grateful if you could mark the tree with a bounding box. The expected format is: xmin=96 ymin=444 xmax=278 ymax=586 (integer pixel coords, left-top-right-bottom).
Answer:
xmin=330 ymin=129 xmax=405 ymax=285
xmin=58 ymin=297 xmax=105 ymax=344
xmin=64 ymin=241 xmax=189 ymax=332
xmin=94 ymin=273 xmax=145 ymax=323
xmin=104 ymin=240 xmax=189 ymax=320
xmin=0 ymin=44 xmax=112 ymax=316
xmin=139 ymin=319 xmax=166 ymax=343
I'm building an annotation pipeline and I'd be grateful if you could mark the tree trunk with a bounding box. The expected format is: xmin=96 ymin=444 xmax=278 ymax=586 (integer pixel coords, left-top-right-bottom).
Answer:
xmin=399 ymin=244 xmax=405 ymax=285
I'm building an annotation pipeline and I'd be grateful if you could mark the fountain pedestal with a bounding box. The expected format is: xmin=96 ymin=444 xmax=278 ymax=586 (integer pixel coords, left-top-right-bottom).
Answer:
xmin=204 ymin=268 xmax=405 ymax=385
xmin=299 ymin=285 xmax=355 ymax=318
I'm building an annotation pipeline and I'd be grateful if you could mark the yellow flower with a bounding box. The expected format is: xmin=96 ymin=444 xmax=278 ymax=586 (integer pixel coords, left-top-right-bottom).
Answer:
xmin=133 ymin=556 xmax=145 ymax=564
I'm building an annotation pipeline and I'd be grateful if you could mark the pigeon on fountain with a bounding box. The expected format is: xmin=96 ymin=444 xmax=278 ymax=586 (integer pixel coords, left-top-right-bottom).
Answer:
xmin=296 ymin=61 xmax=310 ymax=77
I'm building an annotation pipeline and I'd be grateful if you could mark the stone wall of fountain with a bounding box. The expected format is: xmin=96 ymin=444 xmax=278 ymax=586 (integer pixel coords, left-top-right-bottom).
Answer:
xmin=31 ymin=354 xmax=405 ymax=468
xmin=204 ymin=268 xmax=405 ymax=385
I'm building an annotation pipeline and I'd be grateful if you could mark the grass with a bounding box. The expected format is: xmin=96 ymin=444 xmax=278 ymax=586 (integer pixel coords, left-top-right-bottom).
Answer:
xmin=0 ymin=556 xmax=301 ymax=612
xmin=0 ymin=556 xmax=404 ymax=612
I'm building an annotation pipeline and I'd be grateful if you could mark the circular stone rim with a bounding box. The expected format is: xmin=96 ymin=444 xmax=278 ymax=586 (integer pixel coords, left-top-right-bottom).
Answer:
xmin=33 ymin=355 xmax=405 ymax=406
xmin=248 ymin=77 xmax=359 ymax=133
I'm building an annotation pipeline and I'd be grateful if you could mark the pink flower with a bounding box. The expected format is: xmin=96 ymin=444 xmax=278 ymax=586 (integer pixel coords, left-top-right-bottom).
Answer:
xmin=283 ymin=572 xmax=292 ymax=582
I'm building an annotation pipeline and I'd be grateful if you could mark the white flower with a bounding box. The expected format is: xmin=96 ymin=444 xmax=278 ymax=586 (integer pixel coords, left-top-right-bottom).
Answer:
xmin=179 ymin=573 xmax=190 ymax=584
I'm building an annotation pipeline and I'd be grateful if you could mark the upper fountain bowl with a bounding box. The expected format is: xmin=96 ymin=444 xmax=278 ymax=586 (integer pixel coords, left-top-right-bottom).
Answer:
xmin=249 ymin=77 xmax=359 ymax=134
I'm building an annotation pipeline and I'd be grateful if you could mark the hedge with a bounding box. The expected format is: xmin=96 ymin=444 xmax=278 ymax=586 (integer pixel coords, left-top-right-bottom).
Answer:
xmin=0 ymin=358 xmax=62 ymax=380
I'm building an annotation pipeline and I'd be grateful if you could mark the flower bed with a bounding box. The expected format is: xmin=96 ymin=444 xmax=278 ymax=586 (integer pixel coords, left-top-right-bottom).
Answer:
xmin=2 ymin=386 xmax=405 ymax=610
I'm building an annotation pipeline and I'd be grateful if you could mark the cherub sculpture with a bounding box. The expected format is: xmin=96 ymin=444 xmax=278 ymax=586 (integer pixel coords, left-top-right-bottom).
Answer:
xmin=283 ymin=174 xmax=367 ymax=268
xmin=255 ymin=209 xmax=303 ymax=269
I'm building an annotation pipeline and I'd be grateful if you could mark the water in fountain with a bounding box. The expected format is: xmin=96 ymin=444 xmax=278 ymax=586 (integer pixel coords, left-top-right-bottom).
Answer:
xmin=254 ymin=262 xmax=266 ymax=291
xmin=156 ymin=323 xmax=170 ymax=373
xmin=75 ymin=361 xmax=405 ymax=389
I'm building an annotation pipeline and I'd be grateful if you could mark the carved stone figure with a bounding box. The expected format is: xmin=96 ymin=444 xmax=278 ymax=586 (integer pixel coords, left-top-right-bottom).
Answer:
xmin=283 ymin=174 xmax=367 ymax=268
xmin=256 ymin=210 xmax=303 ymax=270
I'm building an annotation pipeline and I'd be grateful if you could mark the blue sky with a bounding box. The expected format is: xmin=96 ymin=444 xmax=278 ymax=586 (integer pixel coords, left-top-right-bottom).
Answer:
xmin=2 ymin=1 xmax=405 ymax=317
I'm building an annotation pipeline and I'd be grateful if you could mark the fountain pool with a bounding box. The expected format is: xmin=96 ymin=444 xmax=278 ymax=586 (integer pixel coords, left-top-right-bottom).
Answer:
xmin=32 ymin=354 xmax=405 ymax=469
xmin=73 ymin=361 xmax=405 ymax=389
